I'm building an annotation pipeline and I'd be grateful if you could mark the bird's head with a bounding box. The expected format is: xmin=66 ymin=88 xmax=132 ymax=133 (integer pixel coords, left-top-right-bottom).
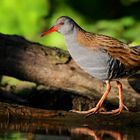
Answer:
xmin=41 ymin=16 xmax=75 ymax=36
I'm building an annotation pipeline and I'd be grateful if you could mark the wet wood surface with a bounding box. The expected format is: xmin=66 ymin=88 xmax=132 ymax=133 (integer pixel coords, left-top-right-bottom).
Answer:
xmin=0 ymin=101 xmax=140 ymax=128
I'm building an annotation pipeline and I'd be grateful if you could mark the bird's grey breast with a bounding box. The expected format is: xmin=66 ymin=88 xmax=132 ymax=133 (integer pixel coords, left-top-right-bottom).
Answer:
xmin=65 ymin=34 xmax=112 ymax=80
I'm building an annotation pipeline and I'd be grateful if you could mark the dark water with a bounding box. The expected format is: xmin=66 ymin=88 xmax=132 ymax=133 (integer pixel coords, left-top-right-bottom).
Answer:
xmin=0 ymin=120 xmax=139 ymax=140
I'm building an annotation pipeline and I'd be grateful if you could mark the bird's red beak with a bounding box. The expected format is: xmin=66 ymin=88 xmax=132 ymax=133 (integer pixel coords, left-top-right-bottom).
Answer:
xmin=41 ymin=25 xmax=58 ymax=37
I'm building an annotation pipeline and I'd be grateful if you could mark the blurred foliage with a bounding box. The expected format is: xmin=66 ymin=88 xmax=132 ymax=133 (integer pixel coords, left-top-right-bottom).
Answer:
xmin=0 ymin=132 xmax=21 ymax=140
xmin=0 ymin=132 xmax=34 ymax=140
xmin=0 ymin=0 xmax=140 ymax=49
xmin=0 ymin=0 xmax=47 ymax=38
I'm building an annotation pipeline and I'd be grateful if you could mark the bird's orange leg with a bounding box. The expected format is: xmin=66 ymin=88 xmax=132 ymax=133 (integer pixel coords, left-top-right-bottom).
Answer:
xmin=71 ymin=81 xmax=111 ymax=115
xmin=101 ymin=81 xmax=129 ymax=115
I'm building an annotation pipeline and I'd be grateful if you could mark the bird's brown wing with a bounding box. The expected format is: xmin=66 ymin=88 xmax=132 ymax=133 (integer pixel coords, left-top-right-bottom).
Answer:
xmin=105 ymin=44 xmax=140 ymax=70
xmin=77 ymin=30 xmax=140 ymax=70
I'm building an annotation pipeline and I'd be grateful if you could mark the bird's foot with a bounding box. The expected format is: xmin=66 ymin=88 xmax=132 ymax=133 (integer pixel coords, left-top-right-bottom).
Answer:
xmin=100 ymin=104 xmax=129 ymax=115
xmin=71 ymin=104 xmax=129 ymax=116
xmin=70 ymin=105 xmax=105 ymax=117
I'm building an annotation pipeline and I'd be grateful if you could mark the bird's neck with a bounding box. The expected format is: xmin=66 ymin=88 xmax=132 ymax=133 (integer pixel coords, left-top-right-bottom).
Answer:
xmin=64 ymin=25 xmax=85 ymax=44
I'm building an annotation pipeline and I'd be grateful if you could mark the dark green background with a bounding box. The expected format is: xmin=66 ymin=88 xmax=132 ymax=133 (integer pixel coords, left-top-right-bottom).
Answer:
xmin=0 ymin=0 xmax=140 ymax=49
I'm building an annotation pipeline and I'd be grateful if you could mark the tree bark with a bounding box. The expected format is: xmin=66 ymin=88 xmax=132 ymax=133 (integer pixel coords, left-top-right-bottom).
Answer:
xmin=0 ymin=33 xmax=140 ymax=111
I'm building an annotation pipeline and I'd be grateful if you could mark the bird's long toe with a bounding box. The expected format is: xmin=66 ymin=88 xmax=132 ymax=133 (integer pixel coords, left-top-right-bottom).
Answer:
xmin=123 ymin=104 xmax=129 ymax=111
xmin=70 ymin=106 xmax=100 ymax=115
xmin=100 ymin=108 xmax=122 ymax=115
xmin=100 ymin=104 xmax=129 ymax=115
xmin=70 ymin=105 xmax=106 ymax=117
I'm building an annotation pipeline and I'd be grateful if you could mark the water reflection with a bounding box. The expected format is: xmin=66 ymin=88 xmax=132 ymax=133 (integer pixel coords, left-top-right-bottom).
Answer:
xmin=0 ymin=129 xmax=123 ymax=140
xmin=0 ymin=120 xmax=138 ymax=140
xmin=71 ymin=128 xmax=122 ymax=140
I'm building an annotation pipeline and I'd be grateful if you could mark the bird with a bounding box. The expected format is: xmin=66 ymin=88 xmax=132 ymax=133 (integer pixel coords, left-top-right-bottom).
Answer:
xmin=41 ymin=16 xmax=140 ymax=115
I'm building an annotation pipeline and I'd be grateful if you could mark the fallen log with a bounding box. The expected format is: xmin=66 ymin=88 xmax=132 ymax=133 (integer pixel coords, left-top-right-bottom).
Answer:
xmin=0 ymin=33 xmax=140 ymax=111
xmin=0 ymin=101 xmax=140 ymax=127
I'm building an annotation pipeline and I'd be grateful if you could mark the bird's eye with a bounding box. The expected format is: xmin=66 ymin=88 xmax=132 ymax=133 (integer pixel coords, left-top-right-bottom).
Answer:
xmin=59 ymin=22 xmax=64 ymax=25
